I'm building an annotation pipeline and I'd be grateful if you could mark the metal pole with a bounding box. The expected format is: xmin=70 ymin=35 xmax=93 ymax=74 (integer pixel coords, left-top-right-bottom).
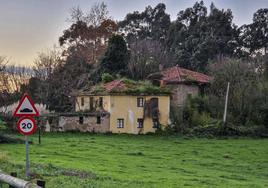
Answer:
xmin=223 ymin=82 xmax=230 ymax=126
xmin=38 ymin=126 xmax=41 ymax=144
xmin=25 ymin=136 xmax=30 ymax=179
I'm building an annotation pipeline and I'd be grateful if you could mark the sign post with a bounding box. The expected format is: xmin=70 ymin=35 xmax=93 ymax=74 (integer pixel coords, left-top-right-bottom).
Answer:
xmin=13 ymin=94 xmax=39 ymax=179
xmin=25 ymin=135 xmax=29 ymax=178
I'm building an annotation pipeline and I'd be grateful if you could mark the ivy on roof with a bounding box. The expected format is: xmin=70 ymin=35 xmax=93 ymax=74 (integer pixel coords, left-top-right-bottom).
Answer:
xmin=90 ymin=78 xmax=171 ymax=95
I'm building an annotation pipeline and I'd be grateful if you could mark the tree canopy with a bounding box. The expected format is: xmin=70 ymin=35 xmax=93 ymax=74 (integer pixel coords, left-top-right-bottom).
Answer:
xmin=167 ymin=1 xmax=238 ymax=72
xmin=100 ymin=35 xmax=129 ymax=76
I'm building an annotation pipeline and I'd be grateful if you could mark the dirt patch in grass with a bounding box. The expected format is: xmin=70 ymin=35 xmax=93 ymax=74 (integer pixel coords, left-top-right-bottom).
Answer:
xmin=126 ymin=151 xmax=145 ymax=156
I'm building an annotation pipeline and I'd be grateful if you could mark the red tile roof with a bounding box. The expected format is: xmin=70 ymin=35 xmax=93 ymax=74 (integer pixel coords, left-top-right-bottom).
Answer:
xmin=103 ymin=80 xmax=126 ymax=91
xmin=161 ymin=66 xmax=211 ymax=84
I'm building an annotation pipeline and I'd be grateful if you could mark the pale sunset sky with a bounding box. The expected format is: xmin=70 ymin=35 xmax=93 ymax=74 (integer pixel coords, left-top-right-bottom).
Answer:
xmin=0 ymin=0 xmax=267 ymax=66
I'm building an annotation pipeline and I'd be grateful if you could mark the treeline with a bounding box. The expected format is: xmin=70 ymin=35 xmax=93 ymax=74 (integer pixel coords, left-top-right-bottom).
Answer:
xmin=1 ymin=1 xmax=268 ymax=131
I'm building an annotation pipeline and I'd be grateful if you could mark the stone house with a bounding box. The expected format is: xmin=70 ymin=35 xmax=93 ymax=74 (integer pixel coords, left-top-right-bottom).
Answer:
xmin=148 ymin=66 xmax=211 ymax=119
xmin=73 ymin=79 xmax=170 ymax=134
xmin=44 ymin=66 xmax=210 ymax=133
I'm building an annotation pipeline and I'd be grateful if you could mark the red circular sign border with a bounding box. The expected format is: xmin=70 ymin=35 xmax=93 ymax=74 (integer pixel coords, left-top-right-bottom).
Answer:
xmin=16 ymin=116 xmax=37 ymax=136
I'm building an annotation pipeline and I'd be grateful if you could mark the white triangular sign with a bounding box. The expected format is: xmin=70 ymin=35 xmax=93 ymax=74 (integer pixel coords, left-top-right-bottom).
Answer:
xmin=13 ymin=94 xmax=39 ymax=117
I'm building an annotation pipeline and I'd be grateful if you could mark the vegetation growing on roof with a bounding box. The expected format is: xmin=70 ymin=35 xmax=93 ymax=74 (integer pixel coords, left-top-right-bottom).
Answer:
xmin=126 ymin=82 xmax=170 ymax=95
xmin=101 ymin=73 xmax=115 ymax=83
xmin=184 ymin=75 xmax=197 ymax=82
xmin=91 ymin=78 xmax=171 ymax=95
xmin=111 ymin=79 xmax=170 ymax=95
xmin=91 ymin=85 xmax=106 ymax=94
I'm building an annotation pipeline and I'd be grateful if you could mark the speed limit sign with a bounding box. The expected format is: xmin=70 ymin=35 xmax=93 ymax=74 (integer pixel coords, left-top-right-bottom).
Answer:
xmin=16 ymin=116 xmax=37 ymax=136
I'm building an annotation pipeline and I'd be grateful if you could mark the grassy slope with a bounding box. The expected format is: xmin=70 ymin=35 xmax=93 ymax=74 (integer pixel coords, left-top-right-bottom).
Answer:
xmin=0 ymin=133 xmax=268 ymax=188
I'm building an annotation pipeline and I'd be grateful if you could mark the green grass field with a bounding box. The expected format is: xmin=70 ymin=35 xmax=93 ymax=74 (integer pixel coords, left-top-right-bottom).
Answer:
xmin=0 ymin=133 xmax=267 ymax=188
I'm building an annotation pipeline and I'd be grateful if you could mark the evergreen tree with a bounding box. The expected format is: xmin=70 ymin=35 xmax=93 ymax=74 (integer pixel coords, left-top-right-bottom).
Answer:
xmin=100 ymin=35 xmax=129 ymax=75
xmin=167 ymin=1 xmax=238 ymax=72
xmin=240 ymin=8 xmax=268 ymax=55
xmin=118 ymin=3 xmax=170 ymax=43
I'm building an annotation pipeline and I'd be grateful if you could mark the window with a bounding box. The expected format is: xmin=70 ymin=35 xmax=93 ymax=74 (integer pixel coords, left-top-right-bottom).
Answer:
xmin=137 ymin=118 xmax=144 ymax=128
xmin=97 ymin=116 xmax=101 ymax=124
xmin=117 ymin=119 xmax=124 ymax=128
xmin=48 ymin=118 xmax=53 ymax=124
xmin=79 ymin=116 xmax=84 ymax=124
xmin=90 ymin=97 xmax=94 ymax=110
xmin=137 ymin=97 xmax=144 ymax=107
xmin=99 ymin=97 xmax=103 ymax=107
xmin=81 ymin=97 xmax=84 ymax=106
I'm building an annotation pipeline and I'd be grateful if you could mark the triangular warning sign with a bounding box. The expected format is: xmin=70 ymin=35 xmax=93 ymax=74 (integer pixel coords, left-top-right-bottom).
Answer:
xmin=13 ymin=94 xmax=39 ymax=117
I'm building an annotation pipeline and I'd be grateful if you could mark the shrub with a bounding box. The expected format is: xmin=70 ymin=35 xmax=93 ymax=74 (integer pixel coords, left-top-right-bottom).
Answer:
xmin=101 ymin=73 xmax=114 ymax=83
xmin=183 ymin=96 xmax=211 ymax=127
xmin=0 ymin=119 xmax=7 ymax=131
xmin=191 ymin=111 xmax=210 ymax=127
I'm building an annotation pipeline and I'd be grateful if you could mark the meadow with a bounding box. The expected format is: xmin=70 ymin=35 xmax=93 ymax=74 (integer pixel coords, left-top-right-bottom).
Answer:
xmin=0 ymin=133 xmax=267 ymax=188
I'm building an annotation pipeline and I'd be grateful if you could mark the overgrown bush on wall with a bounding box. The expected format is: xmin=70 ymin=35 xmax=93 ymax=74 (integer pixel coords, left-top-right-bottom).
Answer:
xmin=183 ymin=95 xmax=211 ymax=127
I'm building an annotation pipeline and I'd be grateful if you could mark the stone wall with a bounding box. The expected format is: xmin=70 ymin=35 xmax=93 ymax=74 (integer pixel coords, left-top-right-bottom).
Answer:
xmin=42 ymin=113 xmax=110 ymax=133
xmin=168 ymin=84 xmax=199 ymax=122
xmin=170 ymin=84 xmax=199 ymax=108
xmin=58 ymin=114 xmax=110 ymax=133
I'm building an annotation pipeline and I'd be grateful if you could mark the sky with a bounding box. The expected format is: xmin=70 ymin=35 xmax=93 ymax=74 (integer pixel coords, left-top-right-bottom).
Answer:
xmin=0 ymin=0 xmax=267 ymax=66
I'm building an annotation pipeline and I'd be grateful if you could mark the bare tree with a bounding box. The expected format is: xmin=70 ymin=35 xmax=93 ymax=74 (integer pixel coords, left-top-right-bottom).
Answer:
xmin=60 ymin=2 xmax=116 ymax=63
xmin=128 ymin=39 xmax=174 ymax=80
xmin=1 ymin=56 xmax=33 ymax=94
xmin=5 ymin=65 xmax=31 ymax=93
xmin=29 ymin=47 xmax=62 ymax=104
xmin=33 ymin=47 xmax=61 ymax=80
xmin=85 ymin=2 xmax=110 ymax=27
xmin=68 ymin=6 xmax=84 ymax=23
xmin=0 ymin=57 xmax=32 ymax=109
xmin=0 ymin=57 xmax=8 ymax=91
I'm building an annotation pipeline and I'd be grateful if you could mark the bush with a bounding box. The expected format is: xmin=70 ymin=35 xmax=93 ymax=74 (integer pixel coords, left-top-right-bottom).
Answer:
xmin=101 ymin=73 xmax=115 ymax=83
xmin=191 ymin=111 xmax=210 ymax=127
xmin=0 ymin=118 xmax=7 ymax=131
xmin=208 ymin=58 xmax=268 ymax=127
xmin=183 ymin=96 xmax=211 ymax=127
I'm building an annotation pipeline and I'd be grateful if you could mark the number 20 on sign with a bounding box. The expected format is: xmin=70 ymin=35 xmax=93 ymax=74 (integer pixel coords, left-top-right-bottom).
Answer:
xmin=17 ymin=116 xmax=37 ymax=136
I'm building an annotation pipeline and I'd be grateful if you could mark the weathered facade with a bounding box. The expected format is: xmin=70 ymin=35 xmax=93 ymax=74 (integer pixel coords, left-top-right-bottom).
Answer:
xmin=42 ymin=113 xmax=110 ymax=133
xmin=76 ymin=95 xmax=170 ymax=134
xmin=169 ymin=84 xmax=199 ymax=108
xmin=148 ymin=66 xmax=211 ymax=122
xmin=75 ymin=79 xmax=170 ymax=134
xmin=149 ymin=66 xmax=211 ymax=108
xmin=58 ymin=114 xmax=110 ymax=133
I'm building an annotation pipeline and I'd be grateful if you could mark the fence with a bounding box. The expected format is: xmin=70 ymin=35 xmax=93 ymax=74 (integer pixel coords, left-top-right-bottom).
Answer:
xmin=0 ymin=171 xmax=45 ymax=188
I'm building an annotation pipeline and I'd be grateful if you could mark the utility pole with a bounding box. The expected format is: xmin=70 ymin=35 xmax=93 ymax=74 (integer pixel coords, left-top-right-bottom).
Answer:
xmin=223 ymin=82 xmax=230 ymax=127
